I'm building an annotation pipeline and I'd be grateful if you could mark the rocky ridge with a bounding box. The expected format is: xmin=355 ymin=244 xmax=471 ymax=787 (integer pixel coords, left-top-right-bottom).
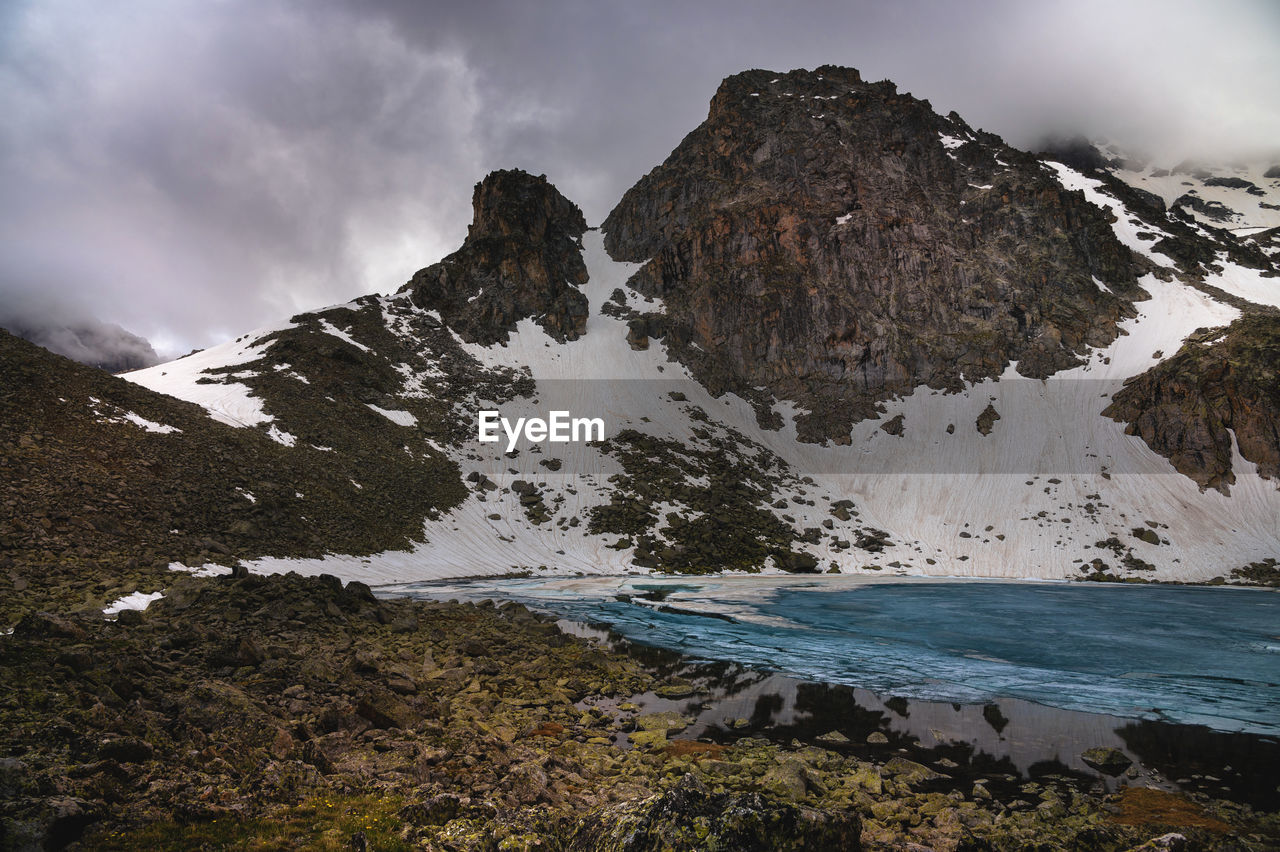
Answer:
xmin=1041 ymin=139 xmax=1280 ymax=490
xmin=0 ymin=317 xmax=476 ymax=623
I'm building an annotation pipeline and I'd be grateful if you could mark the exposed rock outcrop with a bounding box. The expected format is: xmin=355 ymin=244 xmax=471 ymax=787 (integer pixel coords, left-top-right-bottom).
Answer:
xmin=604 ymin=66 xmax=1143 ymax=441
xmin=401 ymin=169 xmax=589 ymax=344
xmin=1104 ymin=316 xmax=1280 ymax=492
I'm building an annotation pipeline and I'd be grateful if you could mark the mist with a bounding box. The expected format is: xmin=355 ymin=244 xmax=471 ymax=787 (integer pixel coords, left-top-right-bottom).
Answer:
xmin=0 ymin=290 xmax=160 ymax=373
xmin=1 ymin=0 xmax=1276 ymax=357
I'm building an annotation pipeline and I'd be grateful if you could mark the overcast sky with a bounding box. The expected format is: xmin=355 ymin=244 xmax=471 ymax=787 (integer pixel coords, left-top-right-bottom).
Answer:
xmin=2 ymin=0 xmax=1278 ymax=359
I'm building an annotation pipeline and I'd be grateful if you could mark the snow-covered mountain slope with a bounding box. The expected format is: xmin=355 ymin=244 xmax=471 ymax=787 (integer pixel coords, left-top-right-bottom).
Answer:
xmin=124 ymin=224 xmax=1280 ymax=586
xmin=1111 ymin=155 xmax=1280 ymax=233
xmin=115 ymin=77 xmax=1279 ymax=589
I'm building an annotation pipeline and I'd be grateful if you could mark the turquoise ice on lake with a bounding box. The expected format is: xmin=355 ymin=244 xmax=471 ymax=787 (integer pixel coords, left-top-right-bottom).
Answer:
xmin=390 ymin=577 xmax=1280 ymax=736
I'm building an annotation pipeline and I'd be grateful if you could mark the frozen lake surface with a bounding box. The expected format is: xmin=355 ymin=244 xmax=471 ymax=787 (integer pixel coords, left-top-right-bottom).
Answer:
xmin=388 ymin=576 xmax=1280 ymax=736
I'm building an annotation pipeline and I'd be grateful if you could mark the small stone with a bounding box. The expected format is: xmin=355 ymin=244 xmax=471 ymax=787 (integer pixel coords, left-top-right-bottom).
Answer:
xmin=635 ymin=711 xmax=688 ymax=733
xmin=884 ymin=757 xmax=946 ymax=785
xmin=629 ymin=729 xmax=668 ymax=749
xmin=98 ymin=737 xmax=153 ymax=764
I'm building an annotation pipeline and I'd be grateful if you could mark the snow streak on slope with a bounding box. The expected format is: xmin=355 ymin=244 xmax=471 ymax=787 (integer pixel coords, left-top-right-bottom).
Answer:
xmin=125 ymin=325 xmax=291 ymax=427
xmin=1046 ymin=162 xmax=1176 ymax=268
xmin=1204 ymin=252 xmax=1280 ymax=309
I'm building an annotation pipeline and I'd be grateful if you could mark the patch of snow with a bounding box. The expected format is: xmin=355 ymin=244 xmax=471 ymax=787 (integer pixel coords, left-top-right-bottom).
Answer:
xmin=367 ymin=404 xmax=418 ymax=426
xmin=103 ymin=590 xmax=164 ymax=617
xmin=266 ymin=424 xmax=297 ymax=447
xmin=124 ymin=325 xmax=287 ymax=427
xmin=1113 ymin=159 xmax=1280 ymax=230
xmin=113 ymin=409 xmax=182 ymax=434
xmin=169 ymin=562 xmax=228 ymax=578
xmin=1204 ymin=254 xmax=1280 ymax=308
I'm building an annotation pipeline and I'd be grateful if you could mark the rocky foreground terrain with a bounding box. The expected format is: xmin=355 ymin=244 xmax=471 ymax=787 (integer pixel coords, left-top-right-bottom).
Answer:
xmin=3 ymin=570 xmax=1276 ymax=851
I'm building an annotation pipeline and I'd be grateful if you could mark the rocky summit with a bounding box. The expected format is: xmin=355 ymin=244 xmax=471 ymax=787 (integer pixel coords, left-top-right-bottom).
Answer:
xmin=604 ymin=66 xmax=1144 ymax=441
xmin=401 ymin=170 xmax=590 ymax=345
xmin=4 ymin=63 xmax=1280 ymax=849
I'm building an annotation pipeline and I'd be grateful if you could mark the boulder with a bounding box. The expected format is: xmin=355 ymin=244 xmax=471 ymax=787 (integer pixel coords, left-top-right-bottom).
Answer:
xmin=1080 ymin=746 xmax=1132 ymax=776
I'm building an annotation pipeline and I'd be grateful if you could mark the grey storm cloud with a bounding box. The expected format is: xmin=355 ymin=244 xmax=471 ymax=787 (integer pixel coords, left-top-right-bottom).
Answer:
xmin=1 ymin=0 xmax=1277 ymax=359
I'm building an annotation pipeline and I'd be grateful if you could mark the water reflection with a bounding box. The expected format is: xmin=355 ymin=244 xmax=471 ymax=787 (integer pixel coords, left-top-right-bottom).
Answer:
xmin=389 ymin=576 xmax=1280 ymax=809
xmin=588 ymin=660 xmax=1280 ymax=810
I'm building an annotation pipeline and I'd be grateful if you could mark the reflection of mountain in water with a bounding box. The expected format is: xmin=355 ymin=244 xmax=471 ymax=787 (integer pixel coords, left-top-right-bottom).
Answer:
xmin=600 ymin=669 xmax=1280 ymax=811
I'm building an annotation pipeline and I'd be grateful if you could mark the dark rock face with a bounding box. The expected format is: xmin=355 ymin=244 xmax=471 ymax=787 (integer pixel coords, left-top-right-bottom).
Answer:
xmin=401 ymin=169 xmax=589 ymax=344
xmin=1203 ymin=176 xmax=1260 ymax=191
xmin=603 ymin=66 xmax=1141 ymax=441
xmin=1104 ymin=316 xmax=1280 ymax=492
xmin=1036 ymin=135 xmax=1117 ymax=173
xmin=1172 ymin=193 xmax=1236 ymax=223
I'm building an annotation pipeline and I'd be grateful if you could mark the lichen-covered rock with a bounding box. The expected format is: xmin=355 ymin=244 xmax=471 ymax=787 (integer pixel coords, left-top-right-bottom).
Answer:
xmin=561 ymin=774 xmax=861 ymax=851
xmin=1080 ymin=746 xmax=1133 ymax=776
xmin=401 ymin=169 xmax=589 ymax=344
xmin=604 ymin=66 xmax=1142 ymax=441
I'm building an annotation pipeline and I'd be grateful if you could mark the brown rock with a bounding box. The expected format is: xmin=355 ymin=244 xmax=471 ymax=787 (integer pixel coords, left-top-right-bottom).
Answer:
xmin=355 ymin=692 xmax=418 ymax=730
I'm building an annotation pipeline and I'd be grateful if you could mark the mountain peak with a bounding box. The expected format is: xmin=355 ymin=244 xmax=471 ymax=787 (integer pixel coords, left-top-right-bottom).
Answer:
xmin=402 ymin=168 xmax=589 ymax=344
xmin=604 ymin=66 xmax=1140 ymax=442
xmin=467 ymin=168 xmax=586 ymax=245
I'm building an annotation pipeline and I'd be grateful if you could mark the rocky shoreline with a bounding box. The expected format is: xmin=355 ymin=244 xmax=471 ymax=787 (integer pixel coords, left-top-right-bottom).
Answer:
xmin=2 ymin=570 xmax=1276 ymax=850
